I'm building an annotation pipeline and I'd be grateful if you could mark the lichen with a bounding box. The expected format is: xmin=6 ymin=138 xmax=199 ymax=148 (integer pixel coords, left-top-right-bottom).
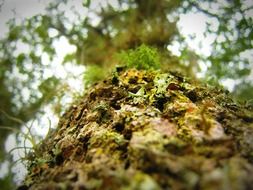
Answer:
xmin=21 ymin=68 xmax=253 ymax=190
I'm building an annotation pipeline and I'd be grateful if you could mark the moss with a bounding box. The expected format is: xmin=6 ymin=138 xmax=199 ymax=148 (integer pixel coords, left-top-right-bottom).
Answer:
xmin=22 ymin=68 xmax=253 ymax=190
xmin=119 ymin=44 xmax=160 ymax=70
xmin=122 ymin=171 xmax=161 ymax=190
xmin=83 ymin=65 xmax=106 ymax=87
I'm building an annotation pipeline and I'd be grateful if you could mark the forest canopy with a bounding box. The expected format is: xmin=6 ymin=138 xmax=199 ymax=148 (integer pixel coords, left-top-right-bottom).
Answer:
xmin=0 ymin=0 xmax=252 ymax=189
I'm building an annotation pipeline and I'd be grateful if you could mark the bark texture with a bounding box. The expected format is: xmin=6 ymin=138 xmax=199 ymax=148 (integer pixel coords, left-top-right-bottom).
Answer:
xmin=20 ymin=68 xmax=253 ymax=190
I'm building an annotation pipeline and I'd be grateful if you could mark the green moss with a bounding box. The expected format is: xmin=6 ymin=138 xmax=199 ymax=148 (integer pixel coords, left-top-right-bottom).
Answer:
xmin=89 ymin=129 xmax=126 ymax=149
xmin=83 ymin=65 xmax=106 ymax=87
xmin=119 ymin=44 xmax=160 ymax=70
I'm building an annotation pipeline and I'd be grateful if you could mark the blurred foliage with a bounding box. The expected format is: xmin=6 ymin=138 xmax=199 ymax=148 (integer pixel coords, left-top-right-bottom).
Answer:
xmin=234 ymin=81 xmax=253 ymax=103
xmin=0 ymin=0 xmax=252 ymax=188
xmin=181 ymin=0 xmax=253 ymax=100
xmin=83 ymin=65 xmax=106 ymax=87
xmin=0 ymin=172 xmax=15 ymax=190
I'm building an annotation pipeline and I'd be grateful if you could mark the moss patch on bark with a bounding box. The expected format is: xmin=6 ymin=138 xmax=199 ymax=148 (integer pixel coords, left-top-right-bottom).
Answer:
xmin=21 ymin=68 xmax=253 ymax=190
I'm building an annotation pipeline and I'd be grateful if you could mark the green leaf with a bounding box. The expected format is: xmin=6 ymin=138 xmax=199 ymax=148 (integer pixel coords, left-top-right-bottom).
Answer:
xmin=8 ymin=26 xmax=22 ymax=41
xmin=82 ymin=0 xmax=91 ymax=7
xmin=17 ymin=53 xmax=26 ymax=65
xmin=63 ymin=53 xmax=76 ymax=64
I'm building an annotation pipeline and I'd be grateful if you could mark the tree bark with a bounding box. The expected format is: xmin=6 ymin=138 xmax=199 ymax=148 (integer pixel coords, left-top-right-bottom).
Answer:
xmin=20 ymin=68 xmax=253 ymax=190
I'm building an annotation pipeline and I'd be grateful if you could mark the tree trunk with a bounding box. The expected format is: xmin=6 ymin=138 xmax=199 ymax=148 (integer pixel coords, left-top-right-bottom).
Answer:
xmin=20 ymin=68 xmax=253 ymax=190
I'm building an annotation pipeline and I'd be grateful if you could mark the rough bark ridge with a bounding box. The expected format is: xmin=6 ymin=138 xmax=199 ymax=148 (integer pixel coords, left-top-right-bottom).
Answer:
xmin=21 ymin=68 xmax=253 ymax=190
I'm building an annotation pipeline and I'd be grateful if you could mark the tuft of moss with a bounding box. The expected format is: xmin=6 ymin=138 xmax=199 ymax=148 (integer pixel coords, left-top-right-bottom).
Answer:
xmin=119 ymin=44 xmax=160 ymax=70
xmin=83 ymin=65 xmax=106 ymax=87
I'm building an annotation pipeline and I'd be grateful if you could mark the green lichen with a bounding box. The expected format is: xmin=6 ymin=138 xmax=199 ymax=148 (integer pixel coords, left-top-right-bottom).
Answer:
xmin=22 ymin=68 xmax=253 ymax=190
xmin=153 ymin=73 xmax=171 ymax=94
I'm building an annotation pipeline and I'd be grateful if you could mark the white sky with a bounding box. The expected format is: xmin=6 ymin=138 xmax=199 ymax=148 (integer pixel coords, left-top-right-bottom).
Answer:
xmin=0 ymin=0 xmax=51 ymax=36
